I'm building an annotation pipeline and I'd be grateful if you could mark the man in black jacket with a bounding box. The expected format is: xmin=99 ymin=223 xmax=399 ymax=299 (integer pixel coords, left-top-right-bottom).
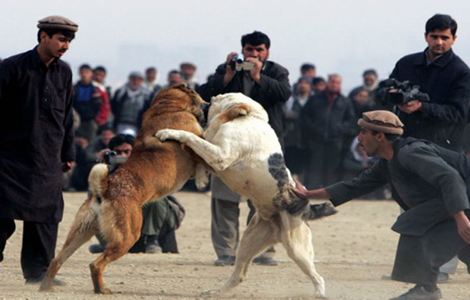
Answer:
xmin=389 ymin=13 xmax=470 ymax=281
xmin=294 ymin=110 xmax=470 ymax=300
xmin=0 ymin=16 xmax=77 ymax=284
xmin=389 ymin=14 xmax=470 ymax=152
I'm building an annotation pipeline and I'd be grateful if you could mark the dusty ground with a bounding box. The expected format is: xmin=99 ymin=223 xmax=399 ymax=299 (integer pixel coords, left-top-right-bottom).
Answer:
xmin=1 ymin=192 xmax=469 ymax=300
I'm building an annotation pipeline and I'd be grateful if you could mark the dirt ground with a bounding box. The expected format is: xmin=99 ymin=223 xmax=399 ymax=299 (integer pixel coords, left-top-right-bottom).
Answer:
xmin=1 ymin=192 xmax=469 ymax=300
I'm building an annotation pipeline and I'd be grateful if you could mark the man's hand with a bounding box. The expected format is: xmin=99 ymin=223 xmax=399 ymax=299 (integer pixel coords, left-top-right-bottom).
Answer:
xmin=398 ymin=100 xmax=422 ymax=114
xmin=454 ymin=211 xmax=470 ymax=244
xmin=292 ymin=180 xmax=331 ymax=200
xmin=245 ymin=57 xmax=263 ymax=83
xmin=62 ymin=161 xmax=74 ymax=172
xmin=223 ymin=52 xmax=238 ymax=86
xmin=293 ymin=179 xmax=310 ymax=199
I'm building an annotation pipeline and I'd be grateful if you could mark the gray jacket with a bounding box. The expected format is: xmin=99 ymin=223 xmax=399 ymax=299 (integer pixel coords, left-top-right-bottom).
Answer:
xmin=326 ymin=137 xmax=470 ymax=236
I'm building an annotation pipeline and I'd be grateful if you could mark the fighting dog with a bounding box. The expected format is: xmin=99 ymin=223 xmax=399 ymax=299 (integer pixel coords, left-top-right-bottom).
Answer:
xmin=40 ymin=85 xmax=206 ymax=294
xmin=156 ymin=93 xmax=326 ymax=298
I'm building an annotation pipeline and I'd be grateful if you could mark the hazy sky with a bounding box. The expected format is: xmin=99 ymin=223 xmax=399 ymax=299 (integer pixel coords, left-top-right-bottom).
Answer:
xmin=2 ymin=0 xmax=470 ymax=92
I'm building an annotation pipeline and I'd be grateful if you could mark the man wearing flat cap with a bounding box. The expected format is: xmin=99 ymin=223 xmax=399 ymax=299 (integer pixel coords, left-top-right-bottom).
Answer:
xmin=0 ymin=15 xmax=78 ymax=284
xmin=294 ymin=110 xmax=470 ymax=300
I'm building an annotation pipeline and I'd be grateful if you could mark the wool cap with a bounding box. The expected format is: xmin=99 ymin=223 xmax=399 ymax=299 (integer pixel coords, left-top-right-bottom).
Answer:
xmin=357 ymin=110 xmax=404 ymax=135
xmin=37 ymin=15 xmax=78 ymax=32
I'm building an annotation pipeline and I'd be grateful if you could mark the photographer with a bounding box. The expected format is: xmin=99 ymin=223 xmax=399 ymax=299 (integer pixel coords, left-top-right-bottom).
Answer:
xmin=387 ymin=14 xmax=470 ymax=282
xmin=89 ymin=134 xmax=185 ymax=254
xmin=389 ymin=14 xmax=470 ymax=152
xmin=294 ymin=110 xmax=470 ymax=300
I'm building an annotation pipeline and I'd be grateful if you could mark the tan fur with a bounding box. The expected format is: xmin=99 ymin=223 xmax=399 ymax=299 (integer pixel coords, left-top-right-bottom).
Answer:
xmin=39 ymin=84 xmax=206 ymax=294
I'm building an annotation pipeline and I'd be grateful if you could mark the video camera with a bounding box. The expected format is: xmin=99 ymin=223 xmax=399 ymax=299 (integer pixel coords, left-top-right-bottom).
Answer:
xmin=375 ymin=79 xmax=430 ymax=105
xmin=228 ymin=54 xmax=255 ymax=72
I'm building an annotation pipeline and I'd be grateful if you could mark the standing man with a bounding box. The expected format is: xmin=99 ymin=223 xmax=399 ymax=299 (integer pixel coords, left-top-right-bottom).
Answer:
xmin=0 ymin=16 xmax=77 ymax=284
xmin=198 ymin=31 xmax=291 ymax=266
xmin=300 ymin=74 xmax=356 ymax=189
xmin=294 ymin=110 xmax=470 ymax=300
xmin=388 ymin=13 xmax=470 ymax=280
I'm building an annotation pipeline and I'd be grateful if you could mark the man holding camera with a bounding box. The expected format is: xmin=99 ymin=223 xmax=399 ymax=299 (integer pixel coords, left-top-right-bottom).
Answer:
xmin=388 ymin=14 xmax=470 ymax=282
xmin=389 ymin=14 xmax=470 ymax=152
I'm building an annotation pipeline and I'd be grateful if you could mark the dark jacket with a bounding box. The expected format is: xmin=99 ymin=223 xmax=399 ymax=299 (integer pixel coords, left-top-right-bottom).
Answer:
xmin=0 ymin=48 xmax=75 ymax=223
xmin=300 ymin=91 xmax=356 ymax=148
xmin=72 ymin=82 xmax=103 ymax=122
xmin=326 ymin=137 xmax=470 ymax=237
xmin=390 ymin=48 xmax=470 ymax=151
xmin=197 ymin=60 xmax=291 ymax=140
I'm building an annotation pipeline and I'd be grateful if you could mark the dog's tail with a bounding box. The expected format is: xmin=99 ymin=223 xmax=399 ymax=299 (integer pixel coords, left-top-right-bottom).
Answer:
xmin=282 ymin=189 xmax=310 ymax=216
xmin=40 ymin=196 xmax=100 ymax=291
xmin=88 ymin=163 xmax=109 ymax=199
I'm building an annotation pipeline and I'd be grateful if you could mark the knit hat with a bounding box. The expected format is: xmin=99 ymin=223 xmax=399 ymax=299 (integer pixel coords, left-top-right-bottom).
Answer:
xmin=357 ymin=110 xmax=404 ymax=135
xmin=37 ymin=15 xmax=78 ymax=32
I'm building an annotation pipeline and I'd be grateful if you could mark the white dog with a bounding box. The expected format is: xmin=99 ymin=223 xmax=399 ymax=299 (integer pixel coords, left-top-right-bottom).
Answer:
xmin=156 ymin=93 xmax=325 ymax=298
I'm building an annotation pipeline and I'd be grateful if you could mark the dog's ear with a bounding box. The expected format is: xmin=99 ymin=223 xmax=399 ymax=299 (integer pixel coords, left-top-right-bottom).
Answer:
xmin=224 ymin=103 xmax=251 ymax=121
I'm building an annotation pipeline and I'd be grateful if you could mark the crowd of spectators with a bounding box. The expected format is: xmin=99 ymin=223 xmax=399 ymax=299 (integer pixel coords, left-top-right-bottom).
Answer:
xmin=60 ymin=59 xmax=470 ymax=195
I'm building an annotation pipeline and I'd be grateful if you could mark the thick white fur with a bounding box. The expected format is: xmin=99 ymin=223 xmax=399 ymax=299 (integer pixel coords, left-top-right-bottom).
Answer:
xmin=156 ymin=93 xmax=325 ymax=298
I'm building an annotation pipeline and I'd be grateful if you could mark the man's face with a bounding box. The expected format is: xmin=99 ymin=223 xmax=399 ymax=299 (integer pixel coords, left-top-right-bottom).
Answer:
xmin=168 ymin=73 xmax=183 ymax=86
xmin=425 ymin=28 xmax=455 ymax=58
xmin=313 ymin=81 xmax=326 ymax=93
xmin=327 ymin=76 xmax=342 ymax=94
xmin=242 ymin=43 xmax=269 ymax=63
xmin=101 ymin=130 xmax=114 ymax=146
xmin=129 ymin=76 xmax=144 ymax=90
xmin=354 ymin=90 xmax=369 ymax=105
xmin=41 ymin=32 xmax=71 ymax=59
xmin=302 ymin=68 xmax=316 ymax=79
xmin=297 ymin=80 xmax=312 ymax=95
xmin=146 ymin=70 xmax=157 ymax=82
xmin=181 ymin=66 xmax=195 ymax=80
xmin=363 ymin=74 xmax=377 ymax=87
xmin=113 ymin=143 xmax=133 ymax=158
xmin=79 ymin=68 xmax=93 ymax=84
xmin=93 ymin=70 xmax=106 ymax=83
xmin=357 ymin=128 xmax=380 ymax=156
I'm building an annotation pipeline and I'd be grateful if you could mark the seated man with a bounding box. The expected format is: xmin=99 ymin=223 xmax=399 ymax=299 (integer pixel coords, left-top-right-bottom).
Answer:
xmin=294 ymin=110 xmax=470 ymax=300
xmin=88 ymin=134 xmax=185 ymax=254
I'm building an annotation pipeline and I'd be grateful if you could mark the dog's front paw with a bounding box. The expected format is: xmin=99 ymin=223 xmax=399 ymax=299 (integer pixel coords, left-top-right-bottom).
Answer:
xmin=155 ymin=129 xmax=183 ymax=142
xmin=195 ymin=165 xmax=210 ymax=190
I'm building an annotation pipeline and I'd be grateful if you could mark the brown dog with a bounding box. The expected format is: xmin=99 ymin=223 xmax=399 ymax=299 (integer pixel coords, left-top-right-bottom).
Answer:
xmin=39 ymin=84 xmax=206 ymax=294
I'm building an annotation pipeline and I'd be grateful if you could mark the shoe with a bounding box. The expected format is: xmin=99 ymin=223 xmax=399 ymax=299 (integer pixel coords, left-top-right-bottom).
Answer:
xmin=303 ymin=202 xmax=338 ymax=221
xmin=389 ymin=285 xmax=441 ymax=300
xmin=145 ymin=242 xmax=162 ymax=254
xmin=88 ymin=243 xmax=105 ymax=254
xmin=214 ymin=255 xmax=235 ymax=266
xmin=25 ymin=276 xmax=66 ymax=286
xmin=143 ymin=235 xmax=161 ymax=254
xmin=436 ymin=272 xmax=449 ymax=283
xmin=252 ymin=255 xmax=278 ymax=266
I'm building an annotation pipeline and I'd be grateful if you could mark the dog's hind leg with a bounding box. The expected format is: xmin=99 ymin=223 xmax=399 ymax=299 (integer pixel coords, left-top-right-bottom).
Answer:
xmin=89 ymin=202 xmax=142 ymax=294
xmin=212 ymin=213 xmax=278 ymax=295
xmin=40 ymin=199 xmax=99 ymax=292
xmin=279 ymin=212 xmax=325 ymax=298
